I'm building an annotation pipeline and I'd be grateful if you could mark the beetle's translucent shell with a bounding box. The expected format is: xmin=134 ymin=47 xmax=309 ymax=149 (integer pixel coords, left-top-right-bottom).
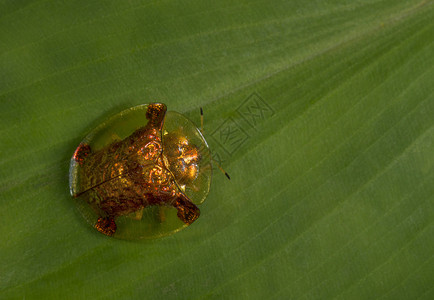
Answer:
xmin=69 ymin=104 xmax=212 ymax=239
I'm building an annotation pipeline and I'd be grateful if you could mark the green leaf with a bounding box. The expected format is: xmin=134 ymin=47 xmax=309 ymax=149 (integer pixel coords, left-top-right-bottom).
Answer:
xmin=1 ymin=0 xmax=433 ymax=299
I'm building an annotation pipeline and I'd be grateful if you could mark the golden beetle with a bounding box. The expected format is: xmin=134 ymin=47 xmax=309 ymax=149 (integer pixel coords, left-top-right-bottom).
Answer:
xmin=69 ymin=103 xmax=216 ymax=239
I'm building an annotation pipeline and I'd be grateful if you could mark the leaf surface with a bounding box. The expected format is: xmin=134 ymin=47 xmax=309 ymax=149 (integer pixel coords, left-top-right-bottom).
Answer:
xmin=1 ymin=1 xmax=433 ymax=299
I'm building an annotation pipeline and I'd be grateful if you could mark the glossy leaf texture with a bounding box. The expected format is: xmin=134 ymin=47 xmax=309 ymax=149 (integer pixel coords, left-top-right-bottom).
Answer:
xmin=1 ymin=0 xmax=433 ymax=299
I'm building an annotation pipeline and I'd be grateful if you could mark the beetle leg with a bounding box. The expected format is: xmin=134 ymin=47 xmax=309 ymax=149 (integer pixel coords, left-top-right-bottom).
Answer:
xmin=132 ymin=207 xmax=144 ymax=220
xmin=111 ymin=133 xmax=122 ymax=142
xmin=190 ymin=184 xmax=200 ymax=192
xmin=173 ymin=194 xmax=200 ymax=225
xmin=158 ymin=206 xmax=166 ymax=223
xmin=95 ymin=217 xmax=117 ymax=236
xmin=73 ymin=143 xmax=91 ymax=165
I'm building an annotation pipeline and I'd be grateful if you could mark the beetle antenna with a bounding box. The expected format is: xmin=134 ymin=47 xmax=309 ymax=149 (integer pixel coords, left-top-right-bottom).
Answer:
xmin=200 ymin=107 xmax=204 ymax=134
xmin=211 ymin=157 xmax=231 ymax=180
xmin=200 ymin=107 xmax=230 ymax=180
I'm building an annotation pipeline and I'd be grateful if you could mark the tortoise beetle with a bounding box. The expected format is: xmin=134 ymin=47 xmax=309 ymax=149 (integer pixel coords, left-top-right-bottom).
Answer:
xmin=69 ymin=103 xmax=213 ymax=239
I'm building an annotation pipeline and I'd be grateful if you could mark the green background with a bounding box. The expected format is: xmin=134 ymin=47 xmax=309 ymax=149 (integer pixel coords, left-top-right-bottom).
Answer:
xmin=1 ymin=0 xmax=433 ymax=299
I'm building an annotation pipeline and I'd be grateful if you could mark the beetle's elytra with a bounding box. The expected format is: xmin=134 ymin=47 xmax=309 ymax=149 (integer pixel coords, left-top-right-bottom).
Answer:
xmin=69 ymin=103 xmax=212 ymax=239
